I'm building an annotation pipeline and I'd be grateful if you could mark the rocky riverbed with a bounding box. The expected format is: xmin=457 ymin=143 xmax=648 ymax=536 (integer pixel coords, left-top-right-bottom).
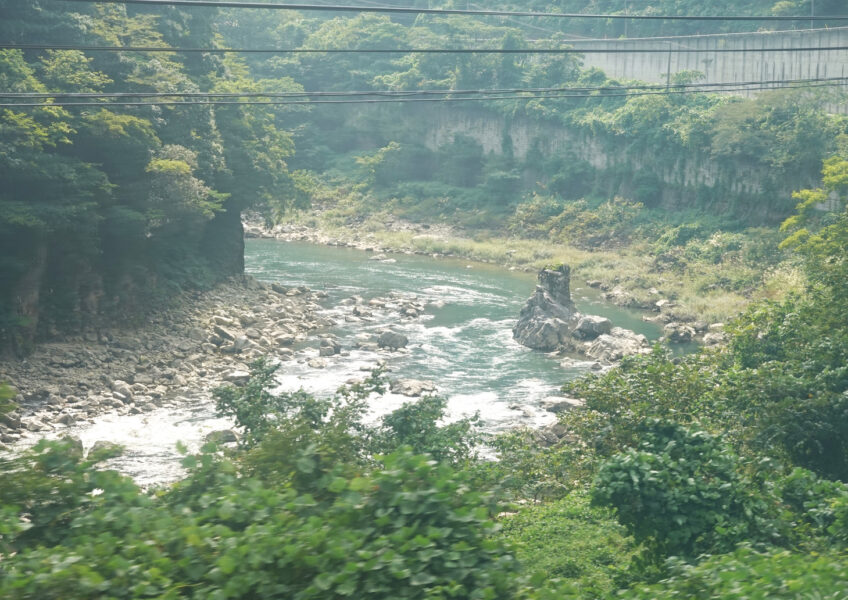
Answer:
xmin=0 ymin=276 xmax=326 ymax=451
xmin=0 ymin=271 xmax=460 ymax=457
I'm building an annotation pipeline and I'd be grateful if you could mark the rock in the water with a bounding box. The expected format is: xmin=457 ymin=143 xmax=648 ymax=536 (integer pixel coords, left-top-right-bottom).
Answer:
xmin=390 ymin=379 xmax=436 ymax=397
xmin=0 ymin=412 xmax=21 ymax=430
xmin=88 ymin=440 xmax=123 ymax=458
xmin=60 ymin=435 xmax=84 ymax=458
xmin=222 ymin=370 xmax=251 ymax=385
xmin=703 ymin=332 xmax=727 ymax=346
xmin=513 ymin=264 xmax=576 ymax=351
xmin=378 ymin=330 xmax=409 ymax=350
xmin=205 ymin=429 xmax=239 ymax=445
xmin=308 ymin=358 xmax=327 ymax=369
xmin=663 ymin=322 xmax=696 ymax=343
xmin=572 ymin=315 xmax=612 ymax=340
xmin=585 ymin=328 xmax=650 ymax=362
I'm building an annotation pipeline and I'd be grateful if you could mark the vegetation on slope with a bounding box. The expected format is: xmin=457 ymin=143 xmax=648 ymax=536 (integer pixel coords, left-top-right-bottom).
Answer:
xmin=0 ymin=2 xmax=306 ymax=354
xmin=3 ymin=167 xmax=848 ymax=596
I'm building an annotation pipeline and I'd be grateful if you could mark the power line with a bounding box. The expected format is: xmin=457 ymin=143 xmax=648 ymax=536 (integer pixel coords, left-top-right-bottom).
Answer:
xmin=57 ymin=0 xmax=848 ymax=21
xmin=6 ymin=43 xmax=848 ymax=54
xmin=2 ymin=80 xmax=844 ymax=108
xmin=4 ymin=76 xmax=847 ymax=99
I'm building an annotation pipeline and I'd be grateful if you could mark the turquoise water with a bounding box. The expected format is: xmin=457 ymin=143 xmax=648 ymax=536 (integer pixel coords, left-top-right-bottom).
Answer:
xmin=245 ymin=239 xmax=662 ymax=431
xmin=45 ymin=240 xmax=663 ymax=485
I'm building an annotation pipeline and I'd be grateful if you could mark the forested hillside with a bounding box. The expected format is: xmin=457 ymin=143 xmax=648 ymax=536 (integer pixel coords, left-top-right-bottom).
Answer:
xmin=3 ymin=1 xmax=848 ymax=599
xmin=0 ymin=1 xmax=304 ymax=355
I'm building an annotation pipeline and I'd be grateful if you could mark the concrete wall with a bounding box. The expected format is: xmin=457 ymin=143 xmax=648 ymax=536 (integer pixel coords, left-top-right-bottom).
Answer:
xmin=571 ymin=26 xmax=848 ymax=103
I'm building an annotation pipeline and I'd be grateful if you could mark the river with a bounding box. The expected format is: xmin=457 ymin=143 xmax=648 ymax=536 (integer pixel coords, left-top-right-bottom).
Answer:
xmin=43 ymin=239 xmax=663 ymax=485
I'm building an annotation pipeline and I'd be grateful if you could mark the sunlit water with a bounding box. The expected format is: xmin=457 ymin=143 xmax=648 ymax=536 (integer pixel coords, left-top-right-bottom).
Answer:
xmin=44 ymin=240 xmax=662 ymax=485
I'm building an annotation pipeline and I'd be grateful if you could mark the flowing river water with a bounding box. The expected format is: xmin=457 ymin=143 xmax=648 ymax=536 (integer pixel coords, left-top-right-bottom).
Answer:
xmin=47 ymin=239 xmax=664 ymax=484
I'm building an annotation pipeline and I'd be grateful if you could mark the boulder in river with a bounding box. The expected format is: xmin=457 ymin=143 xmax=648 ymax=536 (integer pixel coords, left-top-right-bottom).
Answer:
xmin=390 ymin=379 xmax=437 ymax=397
xmin=222 ymin=370 xmax=251 ymax=385
xmin=87 ymin=440 xmax=124 ymax=459
xmin=663 ymin=322 xmax=696 ymax=343
xmin=378 ymin=330 xmax=409 ymax=350
xmin=205 ymin=429 xmax=240 ymax=445
xmin=572 ymin=315 xmax=612 ymax=340
xmin=585 ymin=328 xmax=650 ymax=362
xmin=513 ymin=264 xmax=576 ymax=351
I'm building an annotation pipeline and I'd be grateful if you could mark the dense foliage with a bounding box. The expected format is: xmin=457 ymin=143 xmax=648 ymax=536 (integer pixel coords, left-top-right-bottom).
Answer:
xmin=3 ymin=170 xmax=848 ymax=597
xmin=0 ymin=1 xmax=305 ymax=354
xmin=5 ymin=2 xmax=848 ymax=598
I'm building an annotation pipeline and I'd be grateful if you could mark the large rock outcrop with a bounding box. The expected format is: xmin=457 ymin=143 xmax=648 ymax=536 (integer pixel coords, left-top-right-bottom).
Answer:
xmin=514 ymin=265 xmax=650 ymax=362
xmin=512 ymin=265 xmax=576 ymax=351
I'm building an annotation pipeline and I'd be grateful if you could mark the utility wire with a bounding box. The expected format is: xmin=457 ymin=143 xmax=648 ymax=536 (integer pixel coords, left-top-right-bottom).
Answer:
xmin=57 ymin=0 xmax=848 ymax=21
xmin=4 ymin=76 xmax=848 ymax=99
xmin=3 ymin=80 xmax=845 ymax=108
xmin=6 ymin=43 xmax=848 ymax=54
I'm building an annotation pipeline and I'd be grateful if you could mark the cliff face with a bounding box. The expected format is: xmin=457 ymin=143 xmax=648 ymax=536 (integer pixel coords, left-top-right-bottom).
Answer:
xmin=0 ymin=204 xmax=244 ymax=357
xmin=418 ymin=107 xmax=806 ymax=222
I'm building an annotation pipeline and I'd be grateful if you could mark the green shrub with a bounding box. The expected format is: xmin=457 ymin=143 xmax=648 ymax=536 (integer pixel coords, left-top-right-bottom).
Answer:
xmin=624 ymin=546 xmax=848 ymax=599
xmin=592 ymin=421 xmax=780 ymax=566
xmin=0 ymin=449 xmax=523 ymax=600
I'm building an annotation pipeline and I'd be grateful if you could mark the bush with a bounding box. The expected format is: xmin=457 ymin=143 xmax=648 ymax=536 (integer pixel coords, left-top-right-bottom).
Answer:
xmin=0 ymin=448 xmax=523 ymax=600
xmin=624 ymin=546 xmax=848 ymax=599
xmin=592 ymin=421 xmax=779 ymax=566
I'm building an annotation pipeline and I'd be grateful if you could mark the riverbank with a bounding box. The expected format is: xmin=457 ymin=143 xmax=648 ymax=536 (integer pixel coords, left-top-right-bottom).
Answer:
xmin=0 ymin=276 xmax=329 ymax=451
xmin=247 ymin=210 xmax=798 ymax=325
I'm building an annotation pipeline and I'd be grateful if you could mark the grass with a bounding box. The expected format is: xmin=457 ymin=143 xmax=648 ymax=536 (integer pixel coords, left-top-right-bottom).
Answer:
xmin=498 ymin=492 xmax=635 ymax=596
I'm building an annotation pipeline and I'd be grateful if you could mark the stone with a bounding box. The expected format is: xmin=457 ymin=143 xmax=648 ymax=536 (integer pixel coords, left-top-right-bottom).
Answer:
xmin=308 ymin=358 xmax=327 ymax=369
xmin=233 ymin=336 xmax=250 ymax=352
xmin=655 ymin=298 xmax=675 ymax=311
xmin=541 ymin=396 xmax=585 ymax=414
xmin=319 ymin=337 xmax=342 ymax=355
xmin=213 ymin=325 xmax=235 ymax=341
xmin=513 ymin=265 xmax=576 ymax=351
xmin=378 ymin=331 xmax=409 ymax=350
xmin=59 ymin=435 xmax=84 ymax=458
xmin=56 ymin=413 xmax=75 ymax=426
xmin=319 ymin=346 xmax=335 ymax=357
xmin=571 ymin=315 xmax=612 ymax=340
xmin=205 ymin=429 xmax=240 ymax=445
xmin=0 ymin=412 xmax=21 ymax=430
xmin=390 ymin=379 xmax=436 ymax=397
xmin=663 ymin=322 xmax=696 ymax=343
xmin=275 ymin=334 xmax=296 ymax=346
xmin=222 ymin=370 xmax=251 ymax=385
xmin=88 ymin=440 xmax=123 ymax=458
xmin=585 ymin=328 xmax=650 ymax=362
xmin=703 ymin=332 xmax=727 ymax=346
xmin=111 ymin=380 xmax=134 ymax=399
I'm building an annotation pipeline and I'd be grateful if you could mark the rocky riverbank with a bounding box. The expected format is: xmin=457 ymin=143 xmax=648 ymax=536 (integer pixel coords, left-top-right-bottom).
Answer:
xmin=0 ymin=276 xmax=330 ymax=451
xmin=0 ymin=272 xmax=455 ymax=454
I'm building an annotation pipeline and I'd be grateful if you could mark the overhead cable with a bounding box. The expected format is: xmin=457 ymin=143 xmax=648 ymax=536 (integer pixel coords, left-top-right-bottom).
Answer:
xmin=4 ymin=76 xmax=848 ymax=99
xmin=6 ymin=43 xmax=848 ymax=54
xmin=56 ymin=0 xmax=848 ymax=21
xmin=3 ymin=81 xmax=845 ymax=108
